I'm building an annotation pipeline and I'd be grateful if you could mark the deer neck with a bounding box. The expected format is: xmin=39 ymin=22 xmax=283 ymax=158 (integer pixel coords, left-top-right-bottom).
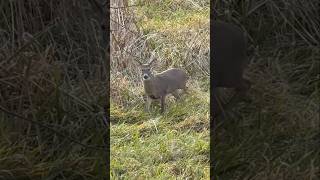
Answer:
xmin=143 ymin=79 xmax=156 ymax=96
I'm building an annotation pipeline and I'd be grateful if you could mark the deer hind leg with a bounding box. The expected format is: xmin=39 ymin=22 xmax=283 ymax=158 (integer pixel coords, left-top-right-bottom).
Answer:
xmin=182 ymin=83 xmax=189 ymax=94
xmin=172 ymin=90 xmax=181 ymax=100
xmin=235 ymin=78 xmax=251 ymax=96
xmin=212 ymin=88 xmax=226 ymax=118
xmin=213 ymin=78 xmax=251 ymax=118
xmin=223 ymin=78 xmax=251 ymax=111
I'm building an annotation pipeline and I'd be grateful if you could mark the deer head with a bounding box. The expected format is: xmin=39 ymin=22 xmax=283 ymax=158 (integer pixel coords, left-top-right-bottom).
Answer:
xmin=134 ymin=52 xmax=157 ymax=80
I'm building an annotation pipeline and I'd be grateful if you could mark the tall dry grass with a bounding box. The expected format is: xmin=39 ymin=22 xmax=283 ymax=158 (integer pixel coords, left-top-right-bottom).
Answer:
xmin=0 ymin=0 xmax=108 ymax=178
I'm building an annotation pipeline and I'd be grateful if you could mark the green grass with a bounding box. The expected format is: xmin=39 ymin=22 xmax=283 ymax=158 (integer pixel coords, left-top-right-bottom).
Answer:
xmin=111 ymin=3 xmax=210 ymax=176
xmin=137 ymin=8 xmax=209 ymax=33
xmin=134 ymin=1 xmax=209 ymax=36
xmin=111 ymin=88 xmax=210 ymax=179
xmin=111 ymin=1 xmax=208 ymax=179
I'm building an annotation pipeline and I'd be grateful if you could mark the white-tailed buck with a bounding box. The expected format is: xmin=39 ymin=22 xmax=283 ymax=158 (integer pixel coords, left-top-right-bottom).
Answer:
xmin=135 ymin=55 xmax=188 ymax=113
xmin=212 ymin=21 xmax=251 ymax=117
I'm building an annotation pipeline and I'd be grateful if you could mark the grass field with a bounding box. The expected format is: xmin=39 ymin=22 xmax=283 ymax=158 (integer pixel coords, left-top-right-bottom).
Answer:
xmin=110 ymin=0 xmax=210 ymax=179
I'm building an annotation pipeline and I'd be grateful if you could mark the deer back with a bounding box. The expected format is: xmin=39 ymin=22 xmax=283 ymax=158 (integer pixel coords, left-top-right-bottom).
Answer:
xmin=154 ymin=68 xmax=188 ymax=93
xmin=212 ymin=21 xmax=248 ymax=88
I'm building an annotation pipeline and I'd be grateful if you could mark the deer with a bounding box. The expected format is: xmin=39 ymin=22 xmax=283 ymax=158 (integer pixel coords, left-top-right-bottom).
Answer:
xmin=212 ymin=21 xmax=251 ymax=118
xmin=134 ymin=54 xmax=188 ymax=113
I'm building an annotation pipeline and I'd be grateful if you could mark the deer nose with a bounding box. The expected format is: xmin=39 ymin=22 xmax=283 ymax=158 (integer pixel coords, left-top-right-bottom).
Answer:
xmin=143 ymin=74 xmax=149 ymax=79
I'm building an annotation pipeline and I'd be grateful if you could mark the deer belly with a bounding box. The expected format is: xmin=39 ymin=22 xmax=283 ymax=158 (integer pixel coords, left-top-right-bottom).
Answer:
xmin=149 ymin=94 xmax=160 ymax=99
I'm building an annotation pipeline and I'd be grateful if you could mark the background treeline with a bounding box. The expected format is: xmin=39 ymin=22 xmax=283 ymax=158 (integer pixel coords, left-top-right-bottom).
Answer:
xmin=0 ymin=0 xmax=108 ymax=179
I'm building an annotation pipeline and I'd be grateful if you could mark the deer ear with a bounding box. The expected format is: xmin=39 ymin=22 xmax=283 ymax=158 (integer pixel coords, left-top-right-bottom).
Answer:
xmin=148 ymin=51 xmax=157 ymax=65
xmin=148 ymin=58 xmax=156 ymax=66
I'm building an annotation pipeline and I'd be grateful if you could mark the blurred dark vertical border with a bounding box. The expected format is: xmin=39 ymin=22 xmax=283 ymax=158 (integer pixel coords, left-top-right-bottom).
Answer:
xmin=105 ymin=0 xmax=111 ymax=178
xmin=209 ymin=1 xmax=215 ymax=179
xmin=0 ymin=0 xmax=110 ymax=178
xmin=211 ymin=0 xmax=319 ymax=179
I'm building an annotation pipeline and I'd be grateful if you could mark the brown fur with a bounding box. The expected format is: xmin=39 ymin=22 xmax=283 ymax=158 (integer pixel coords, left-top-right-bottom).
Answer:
xmin=142 ymin=66 xmax=188 ymax=113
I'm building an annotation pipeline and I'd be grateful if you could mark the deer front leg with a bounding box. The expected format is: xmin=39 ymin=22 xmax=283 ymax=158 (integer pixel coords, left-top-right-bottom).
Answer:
xmin=145 ymin=96 xmax=152 ymax=113
xmin=160 ymin=95 xmax=166 ymax=113
xmin=212 ymin=88 xmax=225 ymax=118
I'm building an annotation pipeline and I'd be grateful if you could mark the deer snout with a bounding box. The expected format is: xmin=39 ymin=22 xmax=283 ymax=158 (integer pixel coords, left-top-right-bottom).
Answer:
xmin=143 ymin=74 xmax=149 ymax=80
